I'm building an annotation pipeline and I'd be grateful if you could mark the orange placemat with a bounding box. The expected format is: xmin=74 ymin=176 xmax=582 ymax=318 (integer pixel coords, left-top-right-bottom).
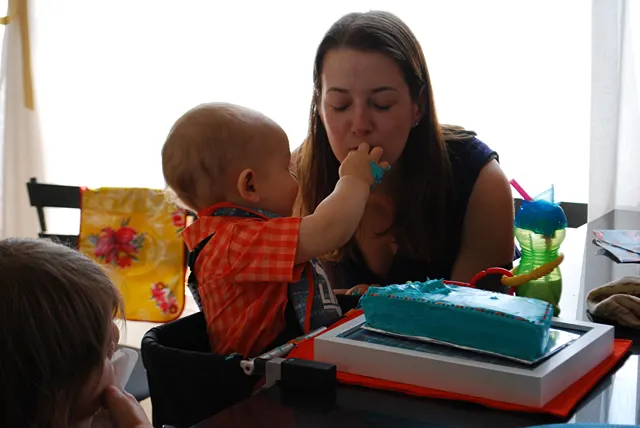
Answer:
xmin=287 ymin=309 xmax=632 ymax=417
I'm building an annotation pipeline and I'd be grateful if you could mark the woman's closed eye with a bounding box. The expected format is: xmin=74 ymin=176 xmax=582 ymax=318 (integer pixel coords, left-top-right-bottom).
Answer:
xmin=372 ymin=103 xmax=392 ymax=111
xmin=371 ymin=96 xmax=396 ymax=111
xmin=331 ymin=104 xmax=349 ymax=112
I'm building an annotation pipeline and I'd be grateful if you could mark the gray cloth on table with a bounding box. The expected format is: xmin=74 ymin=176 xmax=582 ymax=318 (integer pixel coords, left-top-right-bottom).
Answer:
xmin=587 ymin=276 xmax=640 ymax=328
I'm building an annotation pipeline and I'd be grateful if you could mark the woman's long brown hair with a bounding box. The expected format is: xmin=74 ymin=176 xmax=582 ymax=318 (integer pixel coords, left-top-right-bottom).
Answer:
xmin=297 ymin=11 xmax=475 ymax=262
xmin=0 ymin=238 xmax=123 ymax=428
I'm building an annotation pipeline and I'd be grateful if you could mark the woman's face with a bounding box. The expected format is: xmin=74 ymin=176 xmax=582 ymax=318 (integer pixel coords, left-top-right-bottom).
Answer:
xmin=319 ymin=49 xmax=420 ymax=165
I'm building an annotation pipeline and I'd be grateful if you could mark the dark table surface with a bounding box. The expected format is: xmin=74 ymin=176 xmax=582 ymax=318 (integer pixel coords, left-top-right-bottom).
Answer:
xmin=198 ymin=209 xmax=640 ymax=428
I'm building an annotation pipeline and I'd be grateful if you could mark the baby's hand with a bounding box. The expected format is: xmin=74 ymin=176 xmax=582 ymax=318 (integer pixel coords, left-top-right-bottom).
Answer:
xmin=103 ymin=386 xmax=152 ymax=428
xmin=339 ymin=143 xmax=387 ymax=187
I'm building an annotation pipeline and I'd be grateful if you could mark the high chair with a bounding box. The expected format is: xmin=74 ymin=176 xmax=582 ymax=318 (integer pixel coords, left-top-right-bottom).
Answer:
xmin=141 ymin=311 xmax=256 ymax=428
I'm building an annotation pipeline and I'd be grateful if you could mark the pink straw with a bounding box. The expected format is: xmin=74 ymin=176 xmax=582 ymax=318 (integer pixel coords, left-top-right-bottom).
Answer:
xmin=510 ymin=179 xmax=533 ymax=201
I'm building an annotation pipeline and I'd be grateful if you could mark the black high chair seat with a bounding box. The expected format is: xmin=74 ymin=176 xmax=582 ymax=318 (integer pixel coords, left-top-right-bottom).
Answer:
xmin=141 ymin=311 xmax=257 ymax=428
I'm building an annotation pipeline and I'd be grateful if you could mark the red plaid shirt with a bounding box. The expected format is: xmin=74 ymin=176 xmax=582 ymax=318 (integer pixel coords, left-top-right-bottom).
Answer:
xmin=182 ymin=204 xmax=305 ymax=357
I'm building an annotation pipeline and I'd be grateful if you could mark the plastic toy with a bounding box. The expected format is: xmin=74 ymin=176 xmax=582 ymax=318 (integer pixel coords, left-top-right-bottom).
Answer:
xmin=369 ymin=161 xmax=390 ymax=188
xmin=509 ymin=181 xmax=567 ymax=315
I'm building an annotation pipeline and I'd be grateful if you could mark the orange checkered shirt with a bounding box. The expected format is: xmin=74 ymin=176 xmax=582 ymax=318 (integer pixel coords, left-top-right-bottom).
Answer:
xmin=182 ymin=205 xmax=306 ymax=357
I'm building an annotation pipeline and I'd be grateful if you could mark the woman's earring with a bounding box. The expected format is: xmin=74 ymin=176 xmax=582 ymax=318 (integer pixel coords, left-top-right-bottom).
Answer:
xmin=413 ymin=120 xmax=420 ymax=128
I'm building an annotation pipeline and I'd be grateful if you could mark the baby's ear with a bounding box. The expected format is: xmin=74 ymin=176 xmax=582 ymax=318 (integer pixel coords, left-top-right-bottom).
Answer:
xmin=236 ymin=168 xmax=260 ymax=204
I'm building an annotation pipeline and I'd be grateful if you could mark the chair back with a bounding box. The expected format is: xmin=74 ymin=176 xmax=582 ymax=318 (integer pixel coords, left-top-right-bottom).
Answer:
xmin=26 ymin=177 xmax=80 ymax=246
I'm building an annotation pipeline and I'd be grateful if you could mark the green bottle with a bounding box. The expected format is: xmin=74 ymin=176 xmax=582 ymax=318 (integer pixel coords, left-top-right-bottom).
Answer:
xmin=513 ymin=192 xmax=567 ymax=316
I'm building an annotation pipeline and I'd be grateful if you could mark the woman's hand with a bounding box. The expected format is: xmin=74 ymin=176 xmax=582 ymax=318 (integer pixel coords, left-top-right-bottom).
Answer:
xmin=345 ymin=284 xmax=376 ymax=296
xmin=103 ymin=386 xmax=152 ymax=428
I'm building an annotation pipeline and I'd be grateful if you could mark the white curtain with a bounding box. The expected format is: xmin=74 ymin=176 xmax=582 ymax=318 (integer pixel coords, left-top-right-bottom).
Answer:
xmin=589 ymin=0 xmax=640 ymax=221
xmin=0 ymin=0 xmax=43 ymax=238
xmin=4 ymin=1 xmax=593 ymax=236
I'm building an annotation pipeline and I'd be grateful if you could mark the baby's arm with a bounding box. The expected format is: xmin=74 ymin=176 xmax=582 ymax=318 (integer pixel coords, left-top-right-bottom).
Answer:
xmin=295 ymin=143 xmax=384 ymax=264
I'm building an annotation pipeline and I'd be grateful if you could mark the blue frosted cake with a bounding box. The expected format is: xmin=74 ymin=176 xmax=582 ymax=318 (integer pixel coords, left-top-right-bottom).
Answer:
xmin=360 ymin=280 xmax=554 ymax=361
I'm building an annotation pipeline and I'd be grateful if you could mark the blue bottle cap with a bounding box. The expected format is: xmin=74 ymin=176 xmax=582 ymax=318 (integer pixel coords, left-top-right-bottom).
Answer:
xmin=514 ymin=200 xmax=568 ymax=237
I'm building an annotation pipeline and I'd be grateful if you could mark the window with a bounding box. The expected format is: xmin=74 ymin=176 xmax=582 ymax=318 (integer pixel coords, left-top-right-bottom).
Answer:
xmin=30 ymin=1 xmax=590 ymax=233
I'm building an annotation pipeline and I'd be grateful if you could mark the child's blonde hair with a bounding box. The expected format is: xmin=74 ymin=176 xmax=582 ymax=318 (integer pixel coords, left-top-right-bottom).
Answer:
xmin=161 ymin=102 xmax=280 ymax=211
xmin=0 ymin=238 xmax=123 ymax=428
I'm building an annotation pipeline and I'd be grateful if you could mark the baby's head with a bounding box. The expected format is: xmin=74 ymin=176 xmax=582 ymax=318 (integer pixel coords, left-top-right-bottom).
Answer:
xmin=162 ymin=102 xmax=298 ymax=217
xmin=0 ymin=238 xmax=123 ymax=428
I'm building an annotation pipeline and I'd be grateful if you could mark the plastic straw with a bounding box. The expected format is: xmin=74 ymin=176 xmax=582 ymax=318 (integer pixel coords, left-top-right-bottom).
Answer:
xmin=510 ymin=179 xmax=533 ymax=201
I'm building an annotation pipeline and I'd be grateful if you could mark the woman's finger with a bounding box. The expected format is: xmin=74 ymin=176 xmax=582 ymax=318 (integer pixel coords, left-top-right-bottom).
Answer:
xmin=368 ymin=146 xmax=383 ymax=163
xmin=346 ymin=284 xmax=366 ymax=296
xmin=379 ymin=161 xmax=390 ymax=170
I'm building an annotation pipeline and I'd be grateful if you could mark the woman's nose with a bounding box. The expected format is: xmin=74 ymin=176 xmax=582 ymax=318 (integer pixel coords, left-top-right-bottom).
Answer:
xmin=350 ymin=105 xmax=373 ymax=137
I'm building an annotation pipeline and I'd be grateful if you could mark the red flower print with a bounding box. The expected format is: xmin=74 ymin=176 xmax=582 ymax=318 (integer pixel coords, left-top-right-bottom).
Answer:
xmin=94 ymin=227 xmax=116 ymax=260
xmin=88 ymin=218 xmax=145 ymax=269
xmin=172 ymin=211 xmax=186 ymax=229
xmin=150 ymin=282 xmax=179 ymax=315
xmin=116 ymin=226 xmax=136 ymax=250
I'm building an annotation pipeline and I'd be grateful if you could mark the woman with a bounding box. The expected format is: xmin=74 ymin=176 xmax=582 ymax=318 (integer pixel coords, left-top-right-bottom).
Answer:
xmin=295 ymin=11 xmax=515 ymax=301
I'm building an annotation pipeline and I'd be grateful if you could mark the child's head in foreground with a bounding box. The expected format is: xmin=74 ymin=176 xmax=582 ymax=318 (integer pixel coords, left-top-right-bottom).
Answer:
xmin=0 ymin=237 xmax=123 ymax=428
xmin=162 ymin=102 xmax=298 ymax=217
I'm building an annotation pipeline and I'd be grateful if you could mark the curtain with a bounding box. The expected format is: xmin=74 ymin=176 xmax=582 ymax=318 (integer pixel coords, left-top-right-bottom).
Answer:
xmin=5 ymin=1 xmax=592 ymax=236
xmin=589 ymin=0 xmax=640 ymax=221
xmin=0 ymin=0 xmax=43 ymax=238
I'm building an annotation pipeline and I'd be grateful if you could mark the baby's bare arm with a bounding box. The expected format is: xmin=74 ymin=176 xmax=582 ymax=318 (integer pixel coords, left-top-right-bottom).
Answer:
xmin=294 ymin=143 xmax=386 ymax=264
xmin=295 ymin=176 xmax=370 ymax=264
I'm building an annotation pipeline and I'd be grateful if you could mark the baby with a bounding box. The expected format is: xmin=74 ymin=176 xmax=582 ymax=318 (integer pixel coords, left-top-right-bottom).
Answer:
xmin=0 ymin=237 xmax=149 ymax=428
xmin=162 ymin=102 xmax=385 ymax=357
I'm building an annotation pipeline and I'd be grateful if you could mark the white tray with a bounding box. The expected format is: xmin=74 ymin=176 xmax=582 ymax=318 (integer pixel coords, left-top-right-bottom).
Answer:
xmin=314 ymin=314 xmax=614 ymax=407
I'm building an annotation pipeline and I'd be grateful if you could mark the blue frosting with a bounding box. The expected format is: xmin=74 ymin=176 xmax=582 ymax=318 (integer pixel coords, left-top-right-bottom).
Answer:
xmin=360 ymin=280 xmax=553 ymax=361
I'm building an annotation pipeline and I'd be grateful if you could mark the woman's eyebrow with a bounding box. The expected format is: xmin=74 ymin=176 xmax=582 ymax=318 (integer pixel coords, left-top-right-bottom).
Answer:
xmin=326 ymin=86 xmax=398 ymax=94
xmin=372 ymin=86 xmax=398 ymax=94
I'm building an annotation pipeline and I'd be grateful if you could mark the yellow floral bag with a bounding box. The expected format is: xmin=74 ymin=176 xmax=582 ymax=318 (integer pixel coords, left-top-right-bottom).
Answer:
xmin=78 ymin=187 xmax=187 ymax=322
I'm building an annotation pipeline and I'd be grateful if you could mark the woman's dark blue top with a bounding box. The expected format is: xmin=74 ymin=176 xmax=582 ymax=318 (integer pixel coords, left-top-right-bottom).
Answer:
xmin=324 ymin=137 xmax=502 ymax=289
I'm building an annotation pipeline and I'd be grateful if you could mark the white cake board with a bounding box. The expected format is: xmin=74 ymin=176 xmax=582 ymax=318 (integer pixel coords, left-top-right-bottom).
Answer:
xmin=314 ymin=314 xmax=614 ymax=408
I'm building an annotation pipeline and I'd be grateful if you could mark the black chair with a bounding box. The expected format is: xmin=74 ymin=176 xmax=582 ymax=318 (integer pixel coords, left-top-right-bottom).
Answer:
xmin=513 ymin=198 xmax=588 ymax=229
xmin=141 ymin=311 xmax=257 ymax=428
xmin=26 ymin=177 xmax=81 ymax=247
xmin=26 ymin=177 xmax=155 ymax=401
